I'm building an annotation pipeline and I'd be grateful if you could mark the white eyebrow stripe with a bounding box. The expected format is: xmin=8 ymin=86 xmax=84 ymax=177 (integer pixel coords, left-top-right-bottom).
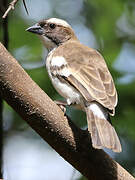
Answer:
xmin=46 ymin=18 xmax=71 ymax=28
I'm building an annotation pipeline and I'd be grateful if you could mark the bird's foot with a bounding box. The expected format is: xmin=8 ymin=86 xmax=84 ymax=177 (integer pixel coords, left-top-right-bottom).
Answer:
xmin=54 ymin=100 xmax=67 ymax=114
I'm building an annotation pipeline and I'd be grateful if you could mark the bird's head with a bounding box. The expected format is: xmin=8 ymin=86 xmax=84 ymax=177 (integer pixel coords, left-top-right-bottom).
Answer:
xmin=26 ymin=18 xmax=77 ymax=51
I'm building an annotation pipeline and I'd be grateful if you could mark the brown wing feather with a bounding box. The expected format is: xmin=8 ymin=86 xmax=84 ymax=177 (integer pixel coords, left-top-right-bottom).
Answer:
xmin=67 ymin=51 xmax=117 ymax=114
xmin=53 ymin=41 xmax=117 ymax=115
xmin=67 ymin=66 xmax=116 ymax=112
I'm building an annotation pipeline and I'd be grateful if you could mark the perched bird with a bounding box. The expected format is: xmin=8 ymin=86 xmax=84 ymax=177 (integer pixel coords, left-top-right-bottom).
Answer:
xmin=26 ymin=18 xmax=122 ymax=152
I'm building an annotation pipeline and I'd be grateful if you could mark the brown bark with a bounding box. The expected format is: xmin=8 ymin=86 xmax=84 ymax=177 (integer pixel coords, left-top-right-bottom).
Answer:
xmin=0 ymin=42 xmax=134 ymax=180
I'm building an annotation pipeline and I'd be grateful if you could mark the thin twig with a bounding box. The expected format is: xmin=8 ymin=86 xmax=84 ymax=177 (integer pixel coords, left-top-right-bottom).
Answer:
xmin=23 ymin=0 xmax=29 ymax=15
xmin=2 ymin=0 xmax=29 ymax=18
xmin=2 ymin=0 xmax=19 ymax=18
xmin=2 ymin=11 xmax=9 ymax=48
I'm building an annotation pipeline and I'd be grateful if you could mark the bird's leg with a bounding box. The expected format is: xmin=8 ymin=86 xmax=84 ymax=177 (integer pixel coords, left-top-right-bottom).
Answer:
xmin=54 ymin=100 xmax=68 ymax=114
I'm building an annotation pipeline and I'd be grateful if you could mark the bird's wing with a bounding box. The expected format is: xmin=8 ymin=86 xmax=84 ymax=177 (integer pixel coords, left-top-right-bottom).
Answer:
xmin=52 ymin=46 xmax=117 ymax=115
xmin=68 ymin=64 xmax=117 ymax=114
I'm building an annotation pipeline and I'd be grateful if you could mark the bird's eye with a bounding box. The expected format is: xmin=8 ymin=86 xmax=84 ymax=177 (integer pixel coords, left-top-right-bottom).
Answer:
xmin=40 ymin=23 xmax=45 ymax=28
xmin=49 ymin=23 xmax=56 ymax=29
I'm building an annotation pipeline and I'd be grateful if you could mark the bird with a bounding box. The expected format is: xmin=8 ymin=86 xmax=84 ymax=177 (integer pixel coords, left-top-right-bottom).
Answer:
xmin=26 ymin=18 xmax=122 ymax=152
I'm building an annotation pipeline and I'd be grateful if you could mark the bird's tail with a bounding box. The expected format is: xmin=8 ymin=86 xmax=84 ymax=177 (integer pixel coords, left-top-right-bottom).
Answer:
xmin=85 ymin=102 xmax=122 ymax=152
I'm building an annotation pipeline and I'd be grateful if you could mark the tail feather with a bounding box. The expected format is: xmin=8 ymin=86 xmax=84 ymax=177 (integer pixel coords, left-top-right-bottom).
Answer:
xmin=85 ymin=102 xmax=122 ymax=152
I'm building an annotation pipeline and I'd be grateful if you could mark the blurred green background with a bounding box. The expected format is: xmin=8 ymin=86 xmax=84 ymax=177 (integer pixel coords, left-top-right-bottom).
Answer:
xmin=1 ymin=0 xmax=135 ymax=179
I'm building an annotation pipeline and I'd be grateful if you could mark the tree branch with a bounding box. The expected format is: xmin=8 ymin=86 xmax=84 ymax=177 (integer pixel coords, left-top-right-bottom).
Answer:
xmin=2 ymin=0 xmax=19 ymax=18
xmin=2 ymin=0 xmax=28 ymax=18
xmin=0 ymin=42 xmax=134 ymax=180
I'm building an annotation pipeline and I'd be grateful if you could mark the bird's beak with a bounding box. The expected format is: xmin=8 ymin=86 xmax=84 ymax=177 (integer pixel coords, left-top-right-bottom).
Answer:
xmin=26 ymin=24 xmax=43 ymax=35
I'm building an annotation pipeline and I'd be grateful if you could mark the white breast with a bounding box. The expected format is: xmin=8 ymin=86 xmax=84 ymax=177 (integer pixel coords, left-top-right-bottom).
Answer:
xmin=46 ymin=50 xmax=83 ymax=106
xmin=51 ymin=56 xmax=67 ymax=67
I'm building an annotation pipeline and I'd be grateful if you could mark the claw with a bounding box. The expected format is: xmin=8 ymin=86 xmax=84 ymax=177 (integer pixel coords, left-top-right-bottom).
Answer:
xmin=54 ymin=100 xmax=67 ymax=114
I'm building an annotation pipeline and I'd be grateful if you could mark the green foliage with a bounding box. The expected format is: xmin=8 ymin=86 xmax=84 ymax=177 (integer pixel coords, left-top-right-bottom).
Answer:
xmin=1 ymin=0 xmax=135 ymax=179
